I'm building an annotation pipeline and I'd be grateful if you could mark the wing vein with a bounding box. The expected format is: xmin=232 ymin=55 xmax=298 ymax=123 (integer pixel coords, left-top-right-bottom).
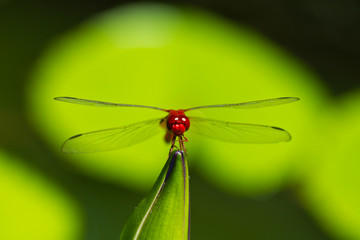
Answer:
xmin=185 ymin=97 xmax=299 ymax=111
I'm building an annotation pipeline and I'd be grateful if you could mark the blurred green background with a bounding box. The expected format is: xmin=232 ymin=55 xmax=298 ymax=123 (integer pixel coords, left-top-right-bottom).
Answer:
xmin=1 ymin=1 xmax=360 ymax=239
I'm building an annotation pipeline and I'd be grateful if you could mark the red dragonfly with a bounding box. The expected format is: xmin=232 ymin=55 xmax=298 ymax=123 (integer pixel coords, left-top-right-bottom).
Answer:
xmin=54 ymin=96 xmax=299 ymax=154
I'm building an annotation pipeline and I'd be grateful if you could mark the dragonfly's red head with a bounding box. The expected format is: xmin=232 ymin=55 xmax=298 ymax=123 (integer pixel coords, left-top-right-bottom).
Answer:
xmin=166 ymin=110 xmax=190 ymax=136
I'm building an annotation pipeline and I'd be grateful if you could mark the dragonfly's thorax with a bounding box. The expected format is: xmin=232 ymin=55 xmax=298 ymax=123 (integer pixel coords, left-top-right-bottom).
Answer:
xmin=166 ymin=110 xmax=190 ymax=136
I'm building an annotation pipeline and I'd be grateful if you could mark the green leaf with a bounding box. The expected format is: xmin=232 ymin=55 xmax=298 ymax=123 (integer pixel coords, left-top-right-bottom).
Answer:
xmin=120 ymin=150 xmax=190 ymax=240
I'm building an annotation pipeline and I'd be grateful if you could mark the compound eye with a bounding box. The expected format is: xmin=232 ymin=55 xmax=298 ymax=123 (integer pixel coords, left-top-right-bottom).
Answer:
xmin=166 ymin=115 xmax=177 ymax=131
xmin=180 ymin=116 xmax=190 ymax=131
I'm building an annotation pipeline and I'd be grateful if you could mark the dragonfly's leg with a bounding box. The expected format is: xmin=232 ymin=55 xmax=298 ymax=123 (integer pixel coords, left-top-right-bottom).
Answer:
xmin=168 ymin=136 xmax=179 ymax=156
xmin=179 ymin=135 xmax=187 ymax=155
xmin=178 ymin=136 xmax=182 ymax=151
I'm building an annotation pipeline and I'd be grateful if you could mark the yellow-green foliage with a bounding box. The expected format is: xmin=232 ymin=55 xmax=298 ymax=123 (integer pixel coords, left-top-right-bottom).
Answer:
xmin=0 ymin=151 xmax=82 ymax=240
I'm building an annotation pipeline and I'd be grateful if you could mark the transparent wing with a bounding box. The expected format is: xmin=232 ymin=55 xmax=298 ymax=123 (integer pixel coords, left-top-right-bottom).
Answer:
xmin=189 ymin=117 xmax=291 ymax=143
xmin=185 ymin=97 xmax=299 ymax=111
xmin=54 ymin=97 xmax=167 ymax=111
xmin=62 ymin=118 xmax=164 ymax=153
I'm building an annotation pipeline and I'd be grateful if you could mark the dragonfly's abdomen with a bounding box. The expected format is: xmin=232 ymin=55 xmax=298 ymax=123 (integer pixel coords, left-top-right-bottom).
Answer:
xmin=166 ymin=110 xmax=190 ymax=136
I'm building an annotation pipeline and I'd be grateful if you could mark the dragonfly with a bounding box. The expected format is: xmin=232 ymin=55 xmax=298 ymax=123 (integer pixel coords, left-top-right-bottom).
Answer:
xmin=54 ymin=96 xmax=299 ymax=154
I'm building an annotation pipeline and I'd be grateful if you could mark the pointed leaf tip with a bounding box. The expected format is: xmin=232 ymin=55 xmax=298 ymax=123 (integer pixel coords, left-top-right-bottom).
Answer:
xmin=120 ymin=150 xmax=190 ymax=240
